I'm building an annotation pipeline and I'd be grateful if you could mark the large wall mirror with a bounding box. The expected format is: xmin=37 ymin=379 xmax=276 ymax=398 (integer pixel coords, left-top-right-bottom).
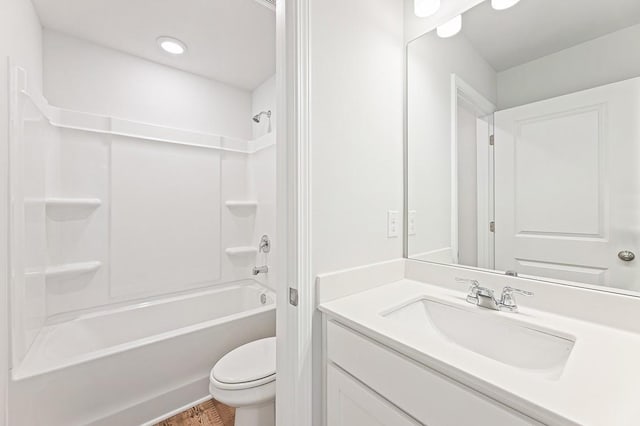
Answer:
xmin=407 ymin=0 xmax=640 ymax=294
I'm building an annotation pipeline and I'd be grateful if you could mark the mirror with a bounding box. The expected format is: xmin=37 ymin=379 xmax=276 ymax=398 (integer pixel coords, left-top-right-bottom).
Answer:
xmin=407 ymin=0 xmax=640 ymax=294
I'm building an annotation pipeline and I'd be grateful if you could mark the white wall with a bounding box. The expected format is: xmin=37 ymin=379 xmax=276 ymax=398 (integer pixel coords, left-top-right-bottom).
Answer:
xmin=457 ymin=102 xmax=478 ymax=266
xmin=310 ymin=0 xmax=405 ymax=276
xmin=0 ymin=0 xmax=43 ymax=422
xmin=250 ymin=76 xmax=276 ymax=290
xmin=407 ymin=31 xmax=496 ymax=259
xmin=252 ymin=75 xmax=276 ymax=139
xmin=309 ymin=0 xmax=404 ymax=424
xmin=44 ymin=30 xmax=252 ymax=140
xmin=497 ymin=23 xmax=640 ymax=109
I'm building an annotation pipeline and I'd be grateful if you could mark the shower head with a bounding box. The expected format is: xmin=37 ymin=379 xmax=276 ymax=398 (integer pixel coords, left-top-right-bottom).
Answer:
xmin=252 ymin=110 xmax=272 ymax=123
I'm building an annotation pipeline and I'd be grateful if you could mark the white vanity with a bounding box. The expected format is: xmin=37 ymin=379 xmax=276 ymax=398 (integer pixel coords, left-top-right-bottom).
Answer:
xmin=318 ymin=260 xmax=640 ymax=426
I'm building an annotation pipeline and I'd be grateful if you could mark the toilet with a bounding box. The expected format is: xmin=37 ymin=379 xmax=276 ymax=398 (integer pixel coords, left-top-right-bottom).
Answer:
xmin=209 ymin=337 xmax=276 ymax=426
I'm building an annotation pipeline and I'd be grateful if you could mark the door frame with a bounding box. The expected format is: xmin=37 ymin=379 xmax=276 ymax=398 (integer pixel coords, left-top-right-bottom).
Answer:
xmin=450 ymin=74 xmax=495 ymax=267
xmin=275 ymin=0 xmax=314 ymax=425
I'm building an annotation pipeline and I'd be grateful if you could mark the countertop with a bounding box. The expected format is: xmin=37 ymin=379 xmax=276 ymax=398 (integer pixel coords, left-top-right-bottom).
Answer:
xmin=319 ymin=278 xmax=640 ymax=426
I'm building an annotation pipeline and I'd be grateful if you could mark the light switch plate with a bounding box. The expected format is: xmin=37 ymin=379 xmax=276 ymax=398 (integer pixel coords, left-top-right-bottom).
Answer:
xmin=387 ymin=210 xmax=399 ymax=238
xmin=408 ymin=210 xmax=416 ymax=236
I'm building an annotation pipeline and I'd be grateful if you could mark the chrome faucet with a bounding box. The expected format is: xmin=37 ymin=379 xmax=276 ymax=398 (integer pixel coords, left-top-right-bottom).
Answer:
xmin=456 ymin=278 xmax=533 ymax=313
xmin=253 ymin=265 xmax=268 ymax=275
xmin=253 ymin=235 xmax=271 ymax=275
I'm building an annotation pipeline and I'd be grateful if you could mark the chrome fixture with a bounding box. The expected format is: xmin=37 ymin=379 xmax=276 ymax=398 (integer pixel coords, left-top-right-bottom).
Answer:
xmin=252 ymin=110 xmax=271 ymax=123
xmin=259 ymin=235 xmax=271 ymax=253
xmin=456 ymin=278 xmax=534 ymax=313
xmin=253 ymin=235 xmax=271 ymax=275
xmin=618 ymin=250 xmax=636 ymax=262
xmin=498 ymin=287 xmax=534 ymax=313
xmin=253 ymin=265 xmax=268 ymax=275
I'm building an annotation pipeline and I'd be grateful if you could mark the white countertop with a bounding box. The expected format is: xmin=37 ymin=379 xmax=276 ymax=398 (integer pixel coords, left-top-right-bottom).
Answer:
xmin=319 ymin=278 xmax=640 ymax=426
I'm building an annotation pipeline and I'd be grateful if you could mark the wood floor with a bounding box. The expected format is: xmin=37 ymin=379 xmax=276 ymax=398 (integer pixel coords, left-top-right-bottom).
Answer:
xmin=156 ymin=399 xmax=235 ymax=426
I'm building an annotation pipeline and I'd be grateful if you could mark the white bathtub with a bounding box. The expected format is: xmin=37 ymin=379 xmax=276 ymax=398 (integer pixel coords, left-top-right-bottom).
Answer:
xmin=9 ymin=280 xmax=276 ymax=426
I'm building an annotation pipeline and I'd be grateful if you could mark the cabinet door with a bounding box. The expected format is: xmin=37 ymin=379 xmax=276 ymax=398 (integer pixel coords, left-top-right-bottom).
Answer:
xmin=327 ymin=364 xmax=421 ymax=426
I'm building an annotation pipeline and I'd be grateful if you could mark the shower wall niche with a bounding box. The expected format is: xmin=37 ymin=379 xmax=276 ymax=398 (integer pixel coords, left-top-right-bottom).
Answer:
xmin=9 ymin=30 xmax=276 ymax=371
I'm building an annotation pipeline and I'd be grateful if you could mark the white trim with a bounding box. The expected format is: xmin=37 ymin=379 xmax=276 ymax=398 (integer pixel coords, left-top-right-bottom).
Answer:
xmin=450 ymin=74 xmax=495 ymax=267
xmin=316 ymin=259 xmax=405 ymax=304
xmin=275 ymin=0 xmax=314 ymax=426
xmin=450 ymin=76 xmax=459 ymax=264
xmin=1 ymin=58 xmax=13 ymax=426
xmin=411 ymin=247 xmax=453 ymax=263
xmin=476 ymin=115 xmax=495 ymax=269
xmin=19 ymin=88 xmax=273 ymax=155
xmin=8 ymin=66 xmax=27 ymax=370
xmin=141 ymin=395 xmax=211 ymax=426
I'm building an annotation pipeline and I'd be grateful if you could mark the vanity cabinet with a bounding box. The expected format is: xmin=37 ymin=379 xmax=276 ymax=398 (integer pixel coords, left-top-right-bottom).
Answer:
xmin=327 ymin=364 xmax=420 ymax=426
xmin=325 ymin=320 xmax=543 ymax=426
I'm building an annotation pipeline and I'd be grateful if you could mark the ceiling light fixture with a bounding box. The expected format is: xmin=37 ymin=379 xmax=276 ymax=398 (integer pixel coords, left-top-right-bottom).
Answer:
xmin=157 ymin=36 xmax=187 ymax=55
xmin=436 ymin=15 xmax=462 ymax=38
xmin=414 ymin=0 xmax=440 ymax=18
xmin=491 ymin=0 xmax=521 ymax=10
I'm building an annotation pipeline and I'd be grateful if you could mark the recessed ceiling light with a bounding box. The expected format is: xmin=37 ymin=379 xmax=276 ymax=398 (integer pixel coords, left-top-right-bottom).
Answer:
xmin=436 ymin=15 xmax=462 ymax=38
xmin=157 ymin=36 xmax=187 ymax=55
xmin=491 ymin=0 xmax=521 ymax=10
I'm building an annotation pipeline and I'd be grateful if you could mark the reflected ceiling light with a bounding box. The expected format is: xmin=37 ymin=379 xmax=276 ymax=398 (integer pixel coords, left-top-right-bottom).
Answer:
xmin=491 ymin=0 xmax=521 ymax=10
xmin=414 ymin=0 xmax=440 ymax=18
xmin=157 ymin=36 xmax=187 ymax=55
xmin=436 ymin=15 xmax=462 ymax=38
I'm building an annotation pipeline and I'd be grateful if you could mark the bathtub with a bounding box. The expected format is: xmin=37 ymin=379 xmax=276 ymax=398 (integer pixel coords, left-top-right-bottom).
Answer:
xmin=9 ymin=280 xmax=276 ymax=426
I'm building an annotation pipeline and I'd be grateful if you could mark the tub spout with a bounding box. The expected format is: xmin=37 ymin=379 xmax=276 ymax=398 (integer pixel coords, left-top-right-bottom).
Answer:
xmin=253 ymin=265 xmax=268 ymax=275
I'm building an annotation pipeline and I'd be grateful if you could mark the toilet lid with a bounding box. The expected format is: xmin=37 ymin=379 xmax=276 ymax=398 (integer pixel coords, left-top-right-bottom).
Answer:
xmin=213 ymin=337 xmax=276 ymax=384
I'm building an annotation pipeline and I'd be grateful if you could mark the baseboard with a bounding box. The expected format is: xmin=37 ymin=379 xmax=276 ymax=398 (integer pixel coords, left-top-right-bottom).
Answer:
xmin=89 ymin=377 xmax=210 ymax=426
xmin=142 ymin=394 xmax=212 ymax=426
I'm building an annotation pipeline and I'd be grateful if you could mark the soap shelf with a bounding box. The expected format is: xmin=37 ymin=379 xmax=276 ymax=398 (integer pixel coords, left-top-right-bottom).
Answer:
xmin=225 ymin=201 xmax=258 ymax=208
xmin=225 ymin=247 xmax=258 ymax=256
xmin=46 ymin=198 xmax=102 ymax=221
xmin=45 ymin=261 xmax=102 ymax=280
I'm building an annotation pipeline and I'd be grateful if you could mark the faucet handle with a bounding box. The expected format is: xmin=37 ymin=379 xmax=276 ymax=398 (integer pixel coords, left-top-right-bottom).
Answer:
xmin=456 ymin=278 xmax=480 ymax=303
xmin=499 ymin=286 xmax=534 ymax=312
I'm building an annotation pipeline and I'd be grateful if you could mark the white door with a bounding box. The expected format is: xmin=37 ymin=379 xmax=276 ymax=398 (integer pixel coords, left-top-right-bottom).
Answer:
xmin=494 ymin=77 xmax=640 ymax=291
xmin=326 ymin=364 xmax=421 ymax=426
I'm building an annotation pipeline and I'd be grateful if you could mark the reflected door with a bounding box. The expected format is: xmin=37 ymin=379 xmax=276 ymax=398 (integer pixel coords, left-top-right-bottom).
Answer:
xmin=494 ymin=77 xmax=640 ymax=290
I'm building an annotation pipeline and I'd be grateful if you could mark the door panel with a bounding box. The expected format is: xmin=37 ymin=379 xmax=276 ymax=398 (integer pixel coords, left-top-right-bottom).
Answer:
xmin=495 ymin=77 xmax=640 ymax=290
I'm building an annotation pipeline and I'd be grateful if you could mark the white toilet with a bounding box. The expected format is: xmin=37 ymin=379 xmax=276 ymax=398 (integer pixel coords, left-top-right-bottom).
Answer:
xmin=209 ymin=337 xmax=276 ymax=426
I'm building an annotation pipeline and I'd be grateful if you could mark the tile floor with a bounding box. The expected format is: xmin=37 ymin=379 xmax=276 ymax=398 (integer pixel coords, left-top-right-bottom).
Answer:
xmin=155 ymin=399 xmax=235 ymax=426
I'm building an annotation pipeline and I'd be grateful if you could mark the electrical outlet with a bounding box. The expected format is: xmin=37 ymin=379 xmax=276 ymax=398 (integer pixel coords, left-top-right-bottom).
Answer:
xmin=408 ymin=210 xmax=416 ymax=235
xmin=387 ymin=210 xmax=399 ymax=238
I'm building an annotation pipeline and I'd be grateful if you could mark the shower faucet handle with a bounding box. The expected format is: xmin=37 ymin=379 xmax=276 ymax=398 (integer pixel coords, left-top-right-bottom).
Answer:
xmin=259 ymin=235 xmax=271 ymax=253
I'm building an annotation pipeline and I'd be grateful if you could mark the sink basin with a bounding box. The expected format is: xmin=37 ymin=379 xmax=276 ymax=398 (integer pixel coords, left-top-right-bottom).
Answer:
xmin=382 ymin=298 xmax=575 ymax=379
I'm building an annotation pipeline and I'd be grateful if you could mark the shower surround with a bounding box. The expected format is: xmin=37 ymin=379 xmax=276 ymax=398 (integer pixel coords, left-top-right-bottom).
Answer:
xmin=8 ymin=29 xmax=277 ymax=425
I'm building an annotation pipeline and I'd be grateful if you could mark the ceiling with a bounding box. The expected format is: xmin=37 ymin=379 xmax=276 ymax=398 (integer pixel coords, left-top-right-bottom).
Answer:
xmin=462 ymin=0 xmax=640 ymax=71
xmin=32 ymin=0 xmax=276 ymax=90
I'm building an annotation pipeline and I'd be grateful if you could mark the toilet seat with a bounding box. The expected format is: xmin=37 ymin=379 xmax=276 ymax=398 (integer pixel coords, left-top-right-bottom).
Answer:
xmin=210 ymin=371 xmax=275 ymax=390
xmin=211 ymin=337 xmax=276 ymax=390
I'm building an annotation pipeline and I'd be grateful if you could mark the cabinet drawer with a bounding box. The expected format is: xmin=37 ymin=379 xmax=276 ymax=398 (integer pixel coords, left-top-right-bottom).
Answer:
xmin=326 ymin=320 xmax=542 ymax=426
